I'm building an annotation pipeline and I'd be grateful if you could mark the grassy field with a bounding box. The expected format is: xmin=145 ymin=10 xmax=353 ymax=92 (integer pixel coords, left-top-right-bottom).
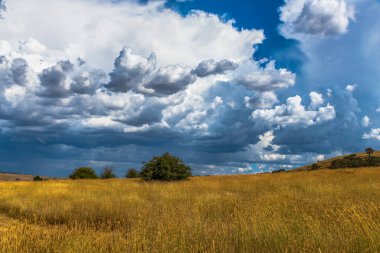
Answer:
xmin=0 ymin=169 xmax=379 ymax=253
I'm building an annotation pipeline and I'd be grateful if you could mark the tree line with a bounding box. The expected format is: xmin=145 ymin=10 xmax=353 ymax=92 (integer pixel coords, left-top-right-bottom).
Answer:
xmin=67 ymin=152 xmax=192 ymax=181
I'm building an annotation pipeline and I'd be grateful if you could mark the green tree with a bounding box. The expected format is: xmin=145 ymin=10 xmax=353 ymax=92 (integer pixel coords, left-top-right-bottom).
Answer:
xmin=140 ymin=152 xmax=192 ymax=181
xmin=126 ymin=168 xmax=139 ymax=178
xmin=69 ymin=167 xmax=98 ymax=179
xmin=33 ymin=176 xmax=43 ymax=181
xmin=365 ymin=148 xmax=375 ymax=159
xmin=100 ymin=167 xmax=116 ymax=179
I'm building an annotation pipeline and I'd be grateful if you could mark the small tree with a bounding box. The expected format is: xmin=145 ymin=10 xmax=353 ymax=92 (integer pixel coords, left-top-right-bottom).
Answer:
xmin=365 ymin=148 xmax=375 ymax=159
xmin=126 ymin=168 xmax=139 ymax=178
xmin=140 ymin=152 xmax=192 ymax=181
xmin=100 ymin=167 xmax=116 ymax=179
xmin=69 ymin=167 xmax=98 ymax=179
xmin=33 ymin=176 xmax=43 ymax=181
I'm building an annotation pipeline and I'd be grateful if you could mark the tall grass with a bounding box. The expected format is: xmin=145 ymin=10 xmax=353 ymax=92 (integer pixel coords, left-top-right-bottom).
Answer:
xmin=0 ymin=169 xmax=379 ymax=252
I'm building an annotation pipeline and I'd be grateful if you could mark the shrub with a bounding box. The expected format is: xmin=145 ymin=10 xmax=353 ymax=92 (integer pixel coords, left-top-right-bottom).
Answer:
xmin=310 ymin=163 xmax=321 ymax=170
xmin=33 ymin=176 xmax=43 ymax=181
xmin=100 ymin=167 xmax=116 ymax=179
xmin=140 ymin=152 xmax=192 ymax=181
xmin=126 ymin=168 xmax=139 ymax=178
xmin=69 ymin=167 xmax=98 ymax=179
xmin=272 ymin=169 xmax=286 ymax=173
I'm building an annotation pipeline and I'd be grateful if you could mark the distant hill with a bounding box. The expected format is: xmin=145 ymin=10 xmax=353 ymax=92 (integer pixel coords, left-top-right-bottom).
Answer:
xmin=293 ymin=150 xmax=380 ymax=172
xmin=0 ymin=172 xmax=51 ymax=182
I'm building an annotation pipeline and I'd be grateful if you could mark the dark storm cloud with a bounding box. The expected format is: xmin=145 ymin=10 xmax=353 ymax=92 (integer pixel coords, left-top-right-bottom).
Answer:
xmin=144 ymin=65 xmax=196 ymax=96
xmin=194 ymin=59 xmax=238 ymax=77
xmin=70 ymin=69 xmax=106 ymax=95
xmin=106 ymin=47 xmax=240 ymax=96
xmin=106 ymin=47 xmax=156 ymax=93
xmin=38 ymin=60 xmax=107 ymax=97
xmin=11 ymin=58 xmax=28 ymax=86
xmin=116 ymin=99 xmax=165 ymax=127
xmin=38 ymin=60 xmax=74 ymax=98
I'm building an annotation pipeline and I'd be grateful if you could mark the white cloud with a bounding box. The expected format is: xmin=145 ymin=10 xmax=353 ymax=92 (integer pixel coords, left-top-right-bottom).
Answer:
xmin=211 ymin=96 xmax=224 ymax=110
xmin=346 ymin=84 xmax=357 ymax=93
xmin=327 ymin=88 xmax=333 ymax=97
xmin=0 ymin=0 xmax=264 ymax=71
xmin=251 ymin=95 xmax=336 ymax=128
xmin=4 ymin=85 xmax=26 ymax=107
xmin=236 ymin=61 xmax=296 ymax=91
xmin=249 ymin=130 xmax=280 ymax=152
xmin=363 ymin=128 xmax=380 ymax=141
xmin=309 ymin=91 xmax=324 ymax=109
xmin=362 ymin=116 xmax=370 ymax=127
xmin=19 ymin=38 xmax=47 ymax=54
xmin=82 ymin=117 xmax=121 ymax=129
xmin=279 ymin=0 xmax=355 ymax=38
xmin=244 ymin=91 xmax=279 ymax=109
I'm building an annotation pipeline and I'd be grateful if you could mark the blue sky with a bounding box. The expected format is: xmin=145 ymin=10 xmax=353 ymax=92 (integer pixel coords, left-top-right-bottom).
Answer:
xmin=0 ymin=0 xmax=380 ymax=177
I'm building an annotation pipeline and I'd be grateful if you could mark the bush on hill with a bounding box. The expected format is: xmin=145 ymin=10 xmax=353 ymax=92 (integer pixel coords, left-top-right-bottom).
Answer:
xmin=140 ymin=152 xmax=192 ymax=181
xmin=69 ymin=167 xmax=98 ymax=179
xmin=272 ymin=169 xmax=286 ymax=173
xmin=310 ymin=163 xmax=321 ymax=170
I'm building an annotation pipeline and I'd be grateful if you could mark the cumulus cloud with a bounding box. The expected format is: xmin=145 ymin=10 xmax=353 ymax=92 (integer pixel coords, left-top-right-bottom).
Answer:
xmin=363 ymin=128 xmax=380 ymax=141
xmin=244 ymin=91 xmax=279 ymax=109
xmin=0 ymin=0 xmax=363 ymax=176
xmin=38 ymin=60 xmax=74 ymax=98
xmin=11 ymin=58 xmax=29 ymax=86
xmin=362 ymin=116 xmax=370 ymax=127
xmin=0 ymin=0 xmax=264 ymax=71
xmin=275 ymin=0 xmax=380 ymax=159
xmin=279 ymin=0 xmax=355 ymax=38
xmin=346 ymin=84 xmax=357 ymax=93
xmin=106 ymin=47 xmax=156 ymax=93
xmin=38 ymin=60 xmax=106 ymax=97
xmin=144 ymin=65 xmax=196 ymax=96
xmin=194 ymin=59 xmax=238 ymax=77
xmin=251 ymin=94 xmax=336 ymax=128
xmin=236 ymin=61 xmax=296 ymax=92
xmin=106 ymin=48 xmax=241 ymax=96
xmin=309 ymin=91 xmax=324 ymax=109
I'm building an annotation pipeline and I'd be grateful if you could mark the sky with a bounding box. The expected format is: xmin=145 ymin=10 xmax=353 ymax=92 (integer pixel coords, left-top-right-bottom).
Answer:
xmin=0 ymin=0 xmax=380 ymax=177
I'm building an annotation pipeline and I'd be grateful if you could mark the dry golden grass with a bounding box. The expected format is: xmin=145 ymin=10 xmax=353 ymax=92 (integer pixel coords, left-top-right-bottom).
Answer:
xmin=0 ymin=172 xmax=50 ymax=182
xmin=0 ymin=168 xmax=379 ymax=252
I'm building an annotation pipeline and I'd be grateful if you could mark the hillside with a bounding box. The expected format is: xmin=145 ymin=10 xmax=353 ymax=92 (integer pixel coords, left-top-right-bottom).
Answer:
xmin=0 ymin=172 xmax=50 ymax=181
xmin=293 ymin=150 xmax=380 ymax=172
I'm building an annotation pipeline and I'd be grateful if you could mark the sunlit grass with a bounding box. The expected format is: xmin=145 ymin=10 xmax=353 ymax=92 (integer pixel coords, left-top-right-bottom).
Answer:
xmin=0 ymin=169 xmax=379 ymax=252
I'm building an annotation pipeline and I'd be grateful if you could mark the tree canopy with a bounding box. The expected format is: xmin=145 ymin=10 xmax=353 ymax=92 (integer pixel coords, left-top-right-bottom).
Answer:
xmin=140 ymin=153 xmax=192 ymax=181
